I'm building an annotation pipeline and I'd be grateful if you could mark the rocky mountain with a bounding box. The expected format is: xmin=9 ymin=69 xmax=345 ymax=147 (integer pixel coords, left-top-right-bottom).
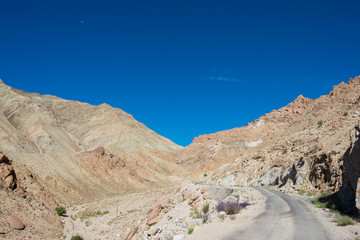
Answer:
xmin=178 ymin=76 xmax=360 ymax=213
xmin=0 ymin=79 xmax=184 ymax=203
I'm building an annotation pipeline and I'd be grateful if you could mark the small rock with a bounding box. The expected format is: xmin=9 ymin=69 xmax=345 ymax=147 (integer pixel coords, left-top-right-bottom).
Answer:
xmin=218 ymin=211 xmax=227 ymax=219
xmin=200 ymin=187 xmax=207 ymax=194
xmin=147 ymin=216 xmax=161 ymax=226
xmin=6 ymin=216 xmax=25 ymax=230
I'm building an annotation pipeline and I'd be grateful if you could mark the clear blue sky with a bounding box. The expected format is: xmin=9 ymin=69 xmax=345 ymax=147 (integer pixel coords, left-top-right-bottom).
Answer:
xmin=1 ymin=1 xmax=359 ymax=146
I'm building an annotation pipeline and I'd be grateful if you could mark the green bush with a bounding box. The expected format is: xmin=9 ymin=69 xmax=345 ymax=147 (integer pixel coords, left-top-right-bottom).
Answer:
xmin=282 ymin=148 xmax=288 ymax=154
xmin=55 ymin=206 xmax=66 ymax=216
xmin=71 ymin=235 xmax=84 ymax=240
xmin=187 ymin=225 xmax=194 ymax=234
xmin=343 ymin=112 xmax=348 ymax=116
xmin=202 ymin=202 xmax=209 ymax=214
xmin=317 ymin=120 xmax=324 ymax=127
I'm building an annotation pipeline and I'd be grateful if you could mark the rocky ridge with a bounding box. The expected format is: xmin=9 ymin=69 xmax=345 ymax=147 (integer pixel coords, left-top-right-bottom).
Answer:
xmin=179 ymin=76 xmax=360 ymax=213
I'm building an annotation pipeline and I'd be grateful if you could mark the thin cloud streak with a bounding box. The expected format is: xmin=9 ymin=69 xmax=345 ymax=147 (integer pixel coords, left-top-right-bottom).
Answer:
xmin=208 ymin=76 xmax=244 ymax=83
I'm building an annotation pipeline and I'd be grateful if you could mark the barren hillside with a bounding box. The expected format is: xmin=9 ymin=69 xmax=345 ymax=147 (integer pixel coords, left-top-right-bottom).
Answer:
xmin=178 ymin=76 xmax=360 ymax=212
xmin=0 ymin=79 xmax=185 ymax=203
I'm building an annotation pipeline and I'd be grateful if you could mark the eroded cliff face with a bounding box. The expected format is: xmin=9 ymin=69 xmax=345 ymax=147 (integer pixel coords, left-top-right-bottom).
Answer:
xmin=180 ymin=76 xmax=360 ymax=212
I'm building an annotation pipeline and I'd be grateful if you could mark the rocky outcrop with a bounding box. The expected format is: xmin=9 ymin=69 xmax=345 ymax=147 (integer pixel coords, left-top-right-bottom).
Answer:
xmin=179 ymin=76 xmax=360 ymax=213
xmin=337 ymin=125 xmax=360 ymax=213
xmin=5 ymin=216 xmax=25 ymax=230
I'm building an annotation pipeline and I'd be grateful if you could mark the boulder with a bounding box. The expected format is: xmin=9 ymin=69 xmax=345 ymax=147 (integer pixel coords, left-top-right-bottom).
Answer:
xmin=124 ymin=225 xmax=139 ymax=240
xmin=188 ymin=191 xmax=201 ymax=204
xmin=147 ymin=227 xmax=160 ymax=236
xmin=146 ymin=204 xmax=163 ymax=225
xmin=6 ymin=216 xmax=25 ymax=230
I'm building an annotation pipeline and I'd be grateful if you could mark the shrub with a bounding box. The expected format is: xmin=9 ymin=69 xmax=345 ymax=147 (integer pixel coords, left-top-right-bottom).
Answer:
xmin=317 ymin=120 xmax=324 ymax=127
xmin=216 ymin=201 xmax=250 ymax=215
xmin=71 ymin=235 xmax=84 ymax=240
xmin=343 ymin=112 xmax=348 ymax=116
xmin=282 ymin=148 xmax=288 ymax=154
xmin=187 ymin=225 xmax=194 ymax=234
xmin=204 ymin=173 xmax=207 ymax=177
xmin=298 ymin=189 xmax=306 ymax=195
xmin=333 ymin=212 xmax=355 ymax=226
xmin=190 ymin=209 xmax=202 ymax=219
xmin=202 ymin=203 xmax=209 ymax=214
xmin=55 ymin=206 xmax=66 ymax=216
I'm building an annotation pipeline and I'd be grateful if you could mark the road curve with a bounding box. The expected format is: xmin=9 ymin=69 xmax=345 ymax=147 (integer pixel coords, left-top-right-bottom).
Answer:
xmin=223 ymin=187 xmax=334 ymax=240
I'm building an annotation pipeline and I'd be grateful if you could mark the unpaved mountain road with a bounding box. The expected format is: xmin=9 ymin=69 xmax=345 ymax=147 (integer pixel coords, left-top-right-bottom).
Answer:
xmin=223 ymin=187 xmax=335 ymax=240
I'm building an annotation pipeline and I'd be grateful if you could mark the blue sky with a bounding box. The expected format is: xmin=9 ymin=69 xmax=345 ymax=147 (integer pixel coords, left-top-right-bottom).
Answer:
xmin=1 ymin=0 xmax=360 ymax=146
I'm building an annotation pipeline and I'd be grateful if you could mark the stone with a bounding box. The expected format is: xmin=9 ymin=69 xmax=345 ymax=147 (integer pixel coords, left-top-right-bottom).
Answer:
xmin=188 ymin=191 xmax=201 ymax=204
xmin=356 ymin=178 xmax=360 ymax=210
xmin=6 ymin=216 xmax=25 ymax=230
xmin=124 ymin=225 xmax=139 ymax=240
xmin=200 ymin=187 xmax=207 ymax=194
xmin=147 ymin=216 xmax=161 ymax=226
xmin=218 ymin=211 xmax=227 ymax=219
xmin=146 ymin=204 xmax=162 ymax=225
xmin=147 ymin=227 xmax=160 ymax=236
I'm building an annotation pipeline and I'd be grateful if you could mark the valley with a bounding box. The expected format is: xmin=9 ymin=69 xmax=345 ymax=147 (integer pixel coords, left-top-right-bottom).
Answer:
xmin=1 ymin=76 xmax=360 ymax=239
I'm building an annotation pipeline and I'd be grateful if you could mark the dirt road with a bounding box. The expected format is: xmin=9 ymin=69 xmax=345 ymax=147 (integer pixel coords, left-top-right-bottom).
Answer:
xmin=223 ymin=187 xmax=334 ymax=240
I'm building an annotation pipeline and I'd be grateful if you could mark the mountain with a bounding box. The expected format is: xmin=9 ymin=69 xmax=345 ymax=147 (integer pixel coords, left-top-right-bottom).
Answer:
xmin=0 ymin=79 xmax=184 ymax=203
xmin=178 ymin=76 xmax=360 ymax=213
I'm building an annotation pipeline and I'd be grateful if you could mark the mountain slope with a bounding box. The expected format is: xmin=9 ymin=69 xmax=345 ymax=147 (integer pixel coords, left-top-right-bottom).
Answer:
xmin=0 ymin=80 xmax=184 ymax=204
xmin=179 ymin=76 xmax=360 ymax=211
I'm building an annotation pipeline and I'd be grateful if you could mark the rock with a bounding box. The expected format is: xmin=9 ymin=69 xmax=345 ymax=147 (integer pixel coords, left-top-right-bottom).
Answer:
xmin=188 ymin=191 xmax=201 ymax=204
xmin=147 ymin=227 xmax=160 ymax=236
xmin=173 ymin=234 xmax=185 ymax=240
xmin=356 ymin=178 xmax=360 ymax=210
xmin=146 ymin=204 xmax=163 ymax=225
xmin=218 ymin=211 xmax=227 ymax=219
xmin=203 ymin=192 xmax=210 ymax=200
xmin=200 ymin=187 xmax=207 ymax=194
xmin=147 ymin=216 xmax=161 ymax=226
xmin=5 ymin=216 xmax=25 ymax=230
xmin=124 ymin=225 xmax=139 ymax=240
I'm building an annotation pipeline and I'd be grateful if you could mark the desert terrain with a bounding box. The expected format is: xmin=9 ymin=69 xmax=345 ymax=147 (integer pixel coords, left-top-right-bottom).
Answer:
xmin=1 ymin=76 xmax=360 ymax=239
